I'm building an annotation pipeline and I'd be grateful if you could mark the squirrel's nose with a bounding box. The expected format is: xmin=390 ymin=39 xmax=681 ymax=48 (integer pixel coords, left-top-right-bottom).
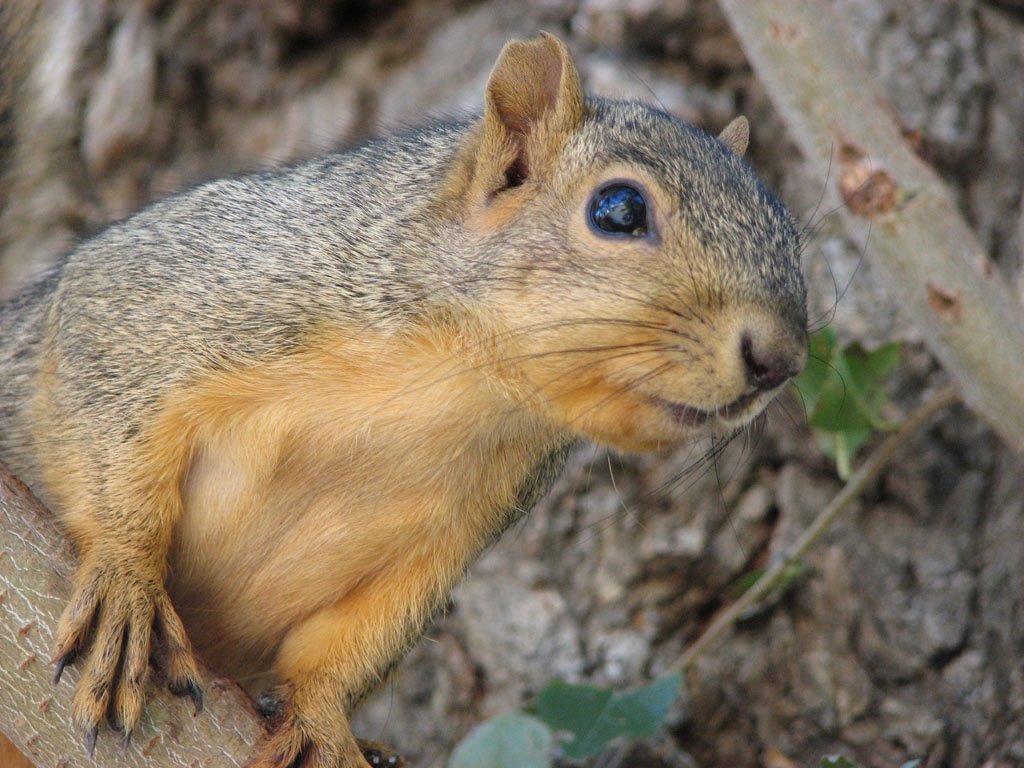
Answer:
xmin=741 ymin=331 xmax=805 ymax=393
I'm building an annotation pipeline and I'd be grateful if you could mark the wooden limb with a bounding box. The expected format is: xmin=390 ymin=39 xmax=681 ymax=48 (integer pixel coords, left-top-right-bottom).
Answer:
xmin=717 ymin=0 xmax=1024 ymax=455
xmin=0 ymin=460 xmax=263 ymax=767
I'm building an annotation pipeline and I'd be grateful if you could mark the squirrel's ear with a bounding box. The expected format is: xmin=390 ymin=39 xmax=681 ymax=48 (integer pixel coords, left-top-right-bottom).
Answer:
xmin=478 ymin=32 xmax=585 ymax=195
xmin=718 ymin=116 xmax=749 ymax=157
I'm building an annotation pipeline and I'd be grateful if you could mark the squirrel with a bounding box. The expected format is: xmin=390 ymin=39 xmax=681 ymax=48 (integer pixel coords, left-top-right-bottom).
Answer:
xmin=0 ymin=33 xmax=807 ymax=768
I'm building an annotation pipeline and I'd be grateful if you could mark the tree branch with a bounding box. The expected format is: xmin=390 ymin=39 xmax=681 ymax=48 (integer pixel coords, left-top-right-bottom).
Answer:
xmin=0 ymin=461 xmax=263 ymax=767
xmin=717 ymin=0 xmax=1024 ymax=454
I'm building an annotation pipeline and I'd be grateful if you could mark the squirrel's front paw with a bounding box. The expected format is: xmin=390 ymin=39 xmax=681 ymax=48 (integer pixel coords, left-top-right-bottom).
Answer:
xmin=53 ymin=551 xmax=202 ymax=749
xmin=250 ymin=686 xmax=394 ymax=768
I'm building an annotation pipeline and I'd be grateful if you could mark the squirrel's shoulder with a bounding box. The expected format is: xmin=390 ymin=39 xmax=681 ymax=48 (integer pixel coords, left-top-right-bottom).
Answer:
xmin=97 ymin=119 xmax=475 ymax=237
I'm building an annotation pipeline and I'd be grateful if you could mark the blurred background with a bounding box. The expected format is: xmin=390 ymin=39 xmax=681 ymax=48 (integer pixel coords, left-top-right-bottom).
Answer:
xmin=1 ymin=1 xmax=1023 ymax=766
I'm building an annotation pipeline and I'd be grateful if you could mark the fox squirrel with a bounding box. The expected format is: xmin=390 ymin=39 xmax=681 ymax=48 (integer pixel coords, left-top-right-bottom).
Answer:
xmin=0 ymin=33 xmax=807 ymax=768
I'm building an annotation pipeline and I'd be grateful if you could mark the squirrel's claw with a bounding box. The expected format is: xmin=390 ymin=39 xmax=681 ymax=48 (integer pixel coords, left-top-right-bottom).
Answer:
xmin=257 ymin=690 xmax=286 ymax=720
xmin=84 ymin=725 xmax=98 ymax=756
xmin=358 ymin=741 xmax=405 ymax=767
xmin=52 ymin=647 xmax=77 ymax=684
xmin=169 ymin=675 xmax=204 ymax=715
xmin=153 ymin=589 xmax=204 ymax=713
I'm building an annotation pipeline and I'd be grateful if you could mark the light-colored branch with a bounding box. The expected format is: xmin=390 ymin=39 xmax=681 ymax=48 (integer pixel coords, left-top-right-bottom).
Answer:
xmin=0 ymin=461 xmax=263 ymax=767
xmin=716 ymin=0 xmax=1024 ymax=455
xmin=671 ymin=386 xmax=958 ymax=673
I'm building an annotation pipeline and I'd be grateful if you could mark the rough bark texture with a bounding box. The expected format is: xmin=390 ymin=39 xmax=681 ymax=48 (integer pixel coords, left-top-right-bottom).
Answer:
xmin=2 ymin=1 xmax=1023 ymax=767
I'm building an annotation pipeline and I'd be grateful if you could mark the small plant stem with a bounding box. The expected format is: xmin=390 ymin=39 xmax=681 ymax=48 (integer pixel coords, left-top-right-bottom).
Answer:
xmin=596 ymin=743 xmax=631 ymax=768
xmin=670 ymin=385 xmax=958 ymax=674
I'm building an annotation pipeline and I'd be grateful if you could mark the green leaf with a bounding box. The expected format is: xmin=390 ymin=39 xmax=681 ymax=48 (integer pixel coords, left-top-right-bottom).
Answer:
xmin=448 ymin=712 xmax=554 ymax=768
xmin=795 ymin=327 xmax=836 ymax=413
xmin=794 ymin=329 xmax=903 ymax=475
xmin=808 ymin=379 xmax=873 ymax=433
xmin=857 ymin=341 xmax=902 ymax=381
xmin=834 ymin=342 xmax=902 ymax=429
xmin=536 ymin=680 xmax=614 ymax=739
xmin=820 ymin=427 xmax=872 ymax=481
xmin=537 ymin=674 xmax=680 ymax=760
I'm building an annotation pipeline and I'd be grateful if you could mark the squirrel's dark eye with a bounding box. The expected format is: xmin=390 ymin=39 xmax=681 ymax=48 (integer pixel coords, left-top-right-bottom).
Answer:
xmin=589 ymin=184 xmax=649 ymax=237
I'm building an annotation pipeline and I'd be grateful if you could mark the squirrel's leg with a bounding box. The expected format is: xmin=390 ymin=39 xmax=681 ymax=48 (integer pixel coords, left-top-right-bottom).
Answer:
xmin=256 ymin=692 xmax=405 ymax=768
xmin=50 ymin=465 xmax=201 ymax=745
xmin=248 ymin=551 xmax=455 ymax=768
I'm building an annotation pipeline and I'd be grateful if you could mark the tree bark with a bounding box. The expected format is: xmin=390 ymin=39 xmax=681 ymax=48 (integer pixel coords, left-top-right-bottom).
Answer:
xmin=717 ymin=0 xmax=1024 ymax=454
xmin=0 ymin=462 xmax=263 ymax=767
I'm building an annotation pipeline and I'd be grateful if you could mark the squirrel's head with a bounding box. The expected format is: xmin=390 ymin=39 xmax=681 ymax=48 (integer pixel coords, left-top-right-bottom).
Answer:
xmin=449 ymin=33 xmax=808 ymax=452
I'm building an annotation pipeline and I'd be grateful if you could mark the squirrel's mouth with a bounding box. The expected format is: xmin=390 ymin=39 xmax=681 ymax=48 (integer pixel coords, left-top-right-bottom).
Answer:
xmin=657 ymin=389 xmax=766 ymax=429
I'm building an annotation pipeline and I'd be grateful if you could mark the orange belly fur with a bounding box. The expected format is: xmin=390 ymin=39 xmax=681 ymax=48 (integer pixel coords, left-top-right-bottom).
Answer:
xmin=160 ymin=325 xmax=559 ymax=686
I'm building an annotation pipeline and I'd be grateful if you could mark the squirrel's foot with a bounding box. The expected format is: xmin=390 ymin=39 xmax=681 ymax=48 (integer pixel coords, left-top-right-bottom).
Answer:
xmin=251 ymin=686 xmax=385 ymax=768
xmin=52 ymin=552 xmax=202 ymax=750
xmin=247 ymin=719 xmax=367 ymax=768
